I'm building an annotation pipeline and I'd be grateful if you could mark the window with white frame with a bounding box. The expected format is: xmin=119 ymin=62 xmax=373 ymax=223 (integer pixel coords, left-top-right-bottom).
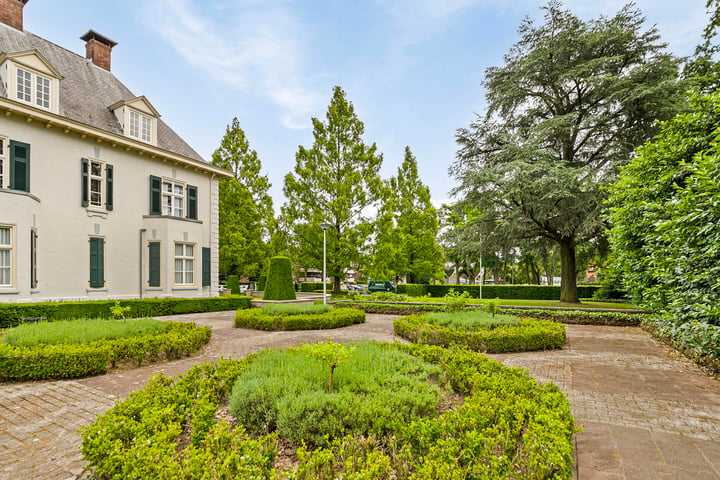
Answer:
xmin=89 ymin=160 xmax=104 ymax=207
xmin=129 ymin=110 xmax=153 ymax=143
xmin=0 ymin=137 xmax=6 ymax=188
xmin=0 ymin=226 xmax=12 ymax=287
xmin=16 ymin=67 xmax=52 ymax=110
xmin=174 ymin=243 xmax=194 ymax=285
xmin=163 ymin=180 xmax=185 ymax=217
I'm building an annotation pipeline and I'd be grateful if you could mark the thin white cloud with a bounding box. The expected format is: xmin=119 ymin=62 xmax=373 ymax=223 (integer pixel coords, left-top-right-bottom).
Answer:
xmin=141 ymin=0 xmax=324 ymax=129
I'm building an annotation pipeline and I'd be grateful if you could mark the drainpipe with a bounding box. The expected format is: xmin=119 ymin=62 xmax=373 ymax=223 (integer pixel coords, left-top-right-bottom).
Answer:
xmin=139 ymin=229 xmax=146 ymax=299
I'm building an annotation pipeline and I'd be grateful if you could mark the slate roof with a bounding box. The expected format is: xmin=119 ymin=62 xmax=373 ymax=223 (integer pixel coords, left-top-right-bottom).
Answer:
xmin=0 ymin=23 xmax=206 ymax=163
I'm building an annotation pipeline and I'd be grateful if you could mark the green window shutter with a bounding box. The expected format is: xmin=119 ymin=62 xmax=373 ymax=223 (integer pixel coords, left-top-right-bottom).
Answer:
xmin=149 ymin=175 xmax=162 ymax=215
xmin=9 ymin=140 xmax=30 ymax=192
xmin=187 ymin=185 xmax=198 ymax=220
xmin=30 ymin=229 xmax=38 ymax=289
xmin=148 ymin=242 xmax=161 ymax=287
xmin=89 ymin=237 xmax=105 ymax=288
xmin=202 ymin=247 xmax=211 ymax=286
xmin=81 ymin=158 xmax=89 ymax=207
xmin=105 ymin=164 xmax=114 ymax=211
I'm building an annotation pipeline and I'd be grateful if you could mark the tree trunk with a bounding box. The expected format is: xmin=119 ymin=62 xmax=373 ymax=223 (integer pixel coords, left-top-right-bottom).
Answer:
xmin=559 ymin=240 xmax=580 ymax=303
xmin=333 ymin=276 xmax=341 ymax=294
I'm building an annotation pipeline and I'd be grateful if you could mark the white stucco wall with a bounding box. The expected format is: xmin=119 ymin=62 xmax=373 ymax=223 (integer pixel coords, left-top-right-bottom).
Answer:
xmin=0 ymin=111 xmax=220 ymax=303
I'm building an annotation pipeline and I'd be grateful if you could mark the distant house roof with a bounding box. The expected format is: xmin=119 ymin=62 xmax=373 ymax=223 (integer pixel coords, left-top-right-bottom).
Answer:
xmin=0 ymin=22 xmax=224 ymax=173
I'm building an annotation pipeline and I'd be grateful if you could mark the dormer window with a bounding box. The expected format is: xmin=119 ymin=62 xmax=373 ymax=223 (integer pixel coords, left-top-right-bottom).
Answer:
xmin=129 ymin=110 xmax=152 ymax=143
xmin=109 ymin=96 xmax=160 ymax=146
xmin=0 ymin=50 xmax=62 ymax=113
xmin=16 ymin=67 xmax=51 ymax=109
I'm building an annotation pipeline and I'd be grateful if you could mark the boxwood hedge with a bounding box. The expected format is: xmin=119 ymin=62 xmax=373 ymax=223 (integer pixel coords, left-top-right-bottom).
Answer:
xmin=0 ymin=296 xmax=251 ymax=329
xmin=234 ymin=307 xmax=365 ymax=330
xmin=396 ymin=284 xmax=601 ymax=299
xmin=394 ymin=314 xmax=566 ymax=353
xmin=0 ymin=321 xmax=211 ymax=381
xmin=80 ymin=343 xmax=575 ymax=479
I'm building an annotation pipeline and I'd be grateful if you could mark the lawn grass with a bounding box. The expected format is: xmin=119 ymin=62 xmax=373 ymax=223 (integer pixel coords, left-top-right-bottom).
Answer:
xmin=1 ymin=318 xmax=168 ymax=348
xmin=262 ymin=303 xmax=333 ymax=315
xmin=425 ymin=310 xmax=521 ymax=329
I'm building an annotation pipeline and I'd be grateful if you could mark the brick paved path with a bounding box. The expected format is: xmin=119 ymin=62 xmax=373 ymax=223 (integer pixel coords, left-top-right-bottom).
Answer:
xmin=1 ymin=312 xmax=719 ymax=479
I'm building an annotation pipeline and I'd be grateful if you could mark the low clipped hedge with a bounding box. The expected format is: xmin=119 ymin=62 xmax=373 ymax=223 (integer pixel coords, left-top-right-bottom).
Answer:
xmin=80 ymin=343 xmax=575 ymax=479
xmin=0 ymin=296 xmax=251 ymax=329
xmin=234 ymin=307 xmax=365 ymax=331
xmin=299 ymin=281 xmax=333 ymax=292
xmin=338 ymin=301 xmax=645 ymax=326
xmin=394 ymin=314 xmax=565 ymax=353
xmin=0 ymin=321 xmax=211 ymax=381
xmin=396 ymin=284 xmax=601 ymax=299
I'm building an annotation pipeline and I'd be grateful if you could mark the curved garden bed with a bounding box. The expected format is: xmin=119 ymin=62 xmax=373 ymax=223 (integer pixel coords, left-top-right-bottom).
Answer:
xmin=0 ymin=320 xmax=210 ymax=381
xmin=234 ymin=305 xmax=365 ymax=330
xmin=394 ymin=313 xmax=566 ymax=353
xmin=80 ymin=342 xmax=576 ymax=479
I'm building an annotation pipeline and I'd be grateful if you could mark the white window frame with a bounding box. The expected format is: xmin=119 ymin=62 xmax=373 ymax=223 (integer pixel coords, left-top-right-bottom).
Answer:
xmin=88 ymin=159 xmax=105 ymax=208
xmin=163 ymin=179 xmax=185 ymax=217
xmin=15 ymin=67 xmax=52 ymax=110
xmin=174 ymin=242 xmax=195 ymax=286
xmin=128 ymin=109 xmax=153 ymax=143
xmin=0 ymin=225 xmax=13 ymax=288
xmin=0 ymin=136 xmax=6 ymax=189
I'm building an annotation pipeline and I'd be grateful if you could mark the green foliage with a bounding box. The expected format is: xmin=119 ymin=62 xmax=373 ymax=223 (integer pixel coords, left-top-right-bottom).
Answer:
xmin=0 ymin=322 xmax=210 ymax=381
xmin=281 ymin=86 xmax=383 ymax=294
xmin=263 ymin=256 xmax=296 ymax=301
xmin=298 ymin=281 xmax=331 ymax=292
xmin=394 ymin=314 xmax=565 ymax=353
xmin=80 ymin=344 xmax=575 ymax=479
xmin=442 ymin=288 xmax=470 ymax=312
xmin=234 ymin=307 xmax=365 ymax=331
xmin=1 ymin=318 xmax=168 ymax=348
xmin=452 ymin=2 xmax=685 ymax=303
xmin=230 ymin=342 xmax=444 ymax=446
xmin=608 ymin=91 xmax=720 ymax=325
xmin=643 ymin=317 xmax=720 ymax=373
xmin=486 ymin=298 xmax=501 ymax=317
xmin=262 ymin=303 xmax=333 ymax=316
xmin=110 ymin=301 xmax=131 ymax=319
xmin=426 ymin=310 xmax=520 ymax=329
xmin=0 ymin=296 xmax=251 ymax=329
xmin=370 ymin=147 xmax=444 ymax=283
xmin=211 ymin=117 xmax=275 ymax=278
xmin=258 ymin=274 xmax=267 ymax=291
xmin=397 ymin=283 xmax=601 ymax=299
xmin=301 ymin=340 xmax=355 ymax=393
xmin=227 ymin=275 xmax=240 ymax=294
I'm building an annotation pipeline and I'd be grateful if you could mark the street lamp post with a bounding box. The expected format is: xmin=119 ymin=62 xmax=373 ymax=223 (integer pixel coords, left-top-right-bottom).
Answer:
xmin=320 ymin=223 xmax=331 ymax=305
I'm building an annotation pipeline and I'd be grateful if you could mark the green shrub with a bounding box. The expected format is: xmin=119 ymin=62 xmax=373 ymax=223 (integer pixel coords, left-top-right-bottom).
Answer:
xmin=443 ymin=288 xmax=470 ymax=312
xmin=80 ymin=343 xmax=575 ymax=478
xmin=300 ymin=282 xmax=332 ymax=292
xmin=0 ymin=321 xmax=210 ymax=381
xmin=397 ymin=284 xmax=601 ymax=299
xmin=234 ymin=307 xmax=365 ymax=331
xmin=262 ymin=303 xmax=333 ymax=316
xmin=425 ymin=310 xmax=521 ymax=329
xmin=227 ymin=275 xmax=240 ymax=295
xmin=643 ymin=316 xmax=720 ymax=373
xmin=263 ymin=257 xmax=296 ymax=301
xmin=258 ymin=274 xmax=268 ymax=291
xmin=0 ymin=296 xmax=251 ymax=329
xmin=394 ymin=314 xmax=566 ymax=353
xmin=229 ymin=342 xmax=445 ymax=446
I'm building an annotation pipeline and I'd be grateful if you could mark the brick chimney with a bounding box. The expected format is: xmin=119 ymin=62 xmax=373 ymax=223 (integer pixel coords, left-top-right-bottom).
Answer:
xmin=0 ymin=0 xmax=29 ymax=31
xmin=80 ymin=30 xmax=117 ymax=71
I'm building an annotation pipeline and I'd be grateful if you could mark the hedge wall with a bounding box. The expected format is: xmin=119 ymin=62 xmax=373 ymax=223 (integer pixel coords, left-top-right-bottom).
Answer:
xmin=0 ymin=296 xmax=251 ymax=329
xmin=299 ymin=282 xmax=333 ymax=293
xmin=396 ymin=284 xmax=601 ymax=299
xmin=234 ymin=307 xmax=365 ymax=331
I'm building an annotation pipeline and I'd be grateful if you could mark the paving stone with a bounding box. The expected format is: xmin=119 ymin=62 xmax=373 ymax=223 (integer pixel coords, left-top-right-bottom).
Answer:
xmin=1 ymin=313 xmax=719 ymax=479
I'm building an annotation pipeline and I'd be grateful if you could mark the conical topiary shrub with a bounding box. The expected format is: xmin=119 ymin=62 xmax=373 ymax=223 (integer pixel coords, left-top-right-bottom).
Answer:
xmin=263 ymin=256 xmax=296 ymax=300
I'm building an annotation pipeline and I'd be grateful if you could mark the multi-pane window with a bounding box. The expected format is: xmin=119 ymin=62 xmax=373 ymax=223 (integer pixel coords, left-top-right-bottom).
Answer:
xmin=163 ymin=180 xmax=185 ymax=217
xmin=129 ymin=110 xmax=153 ymax=143
xmin=174 ymin=243 xmax=194 ymax=285
xmin=16 ymin=68 xmax=51 ymax=110
xmin=16 ymin=68 xmax=31 ymax=103
xmin=0 ymin=226 xmax=12 ymax=287
xmin=89 ymin=160 xmax=104 ymax=207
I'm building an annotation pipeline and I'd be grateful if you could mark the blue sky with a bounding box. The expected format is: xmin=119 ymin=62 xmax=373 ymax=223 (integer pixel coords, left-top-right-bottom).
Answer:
xmin=24 ymin=0 xmax=709 ymax=209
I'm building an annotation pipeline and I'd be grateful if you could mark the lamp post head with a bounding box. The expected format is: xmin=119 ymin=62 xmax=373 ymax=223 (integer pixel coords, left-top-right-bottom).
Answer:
xmin=320 ymin=223 xmax=332 ymax=230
